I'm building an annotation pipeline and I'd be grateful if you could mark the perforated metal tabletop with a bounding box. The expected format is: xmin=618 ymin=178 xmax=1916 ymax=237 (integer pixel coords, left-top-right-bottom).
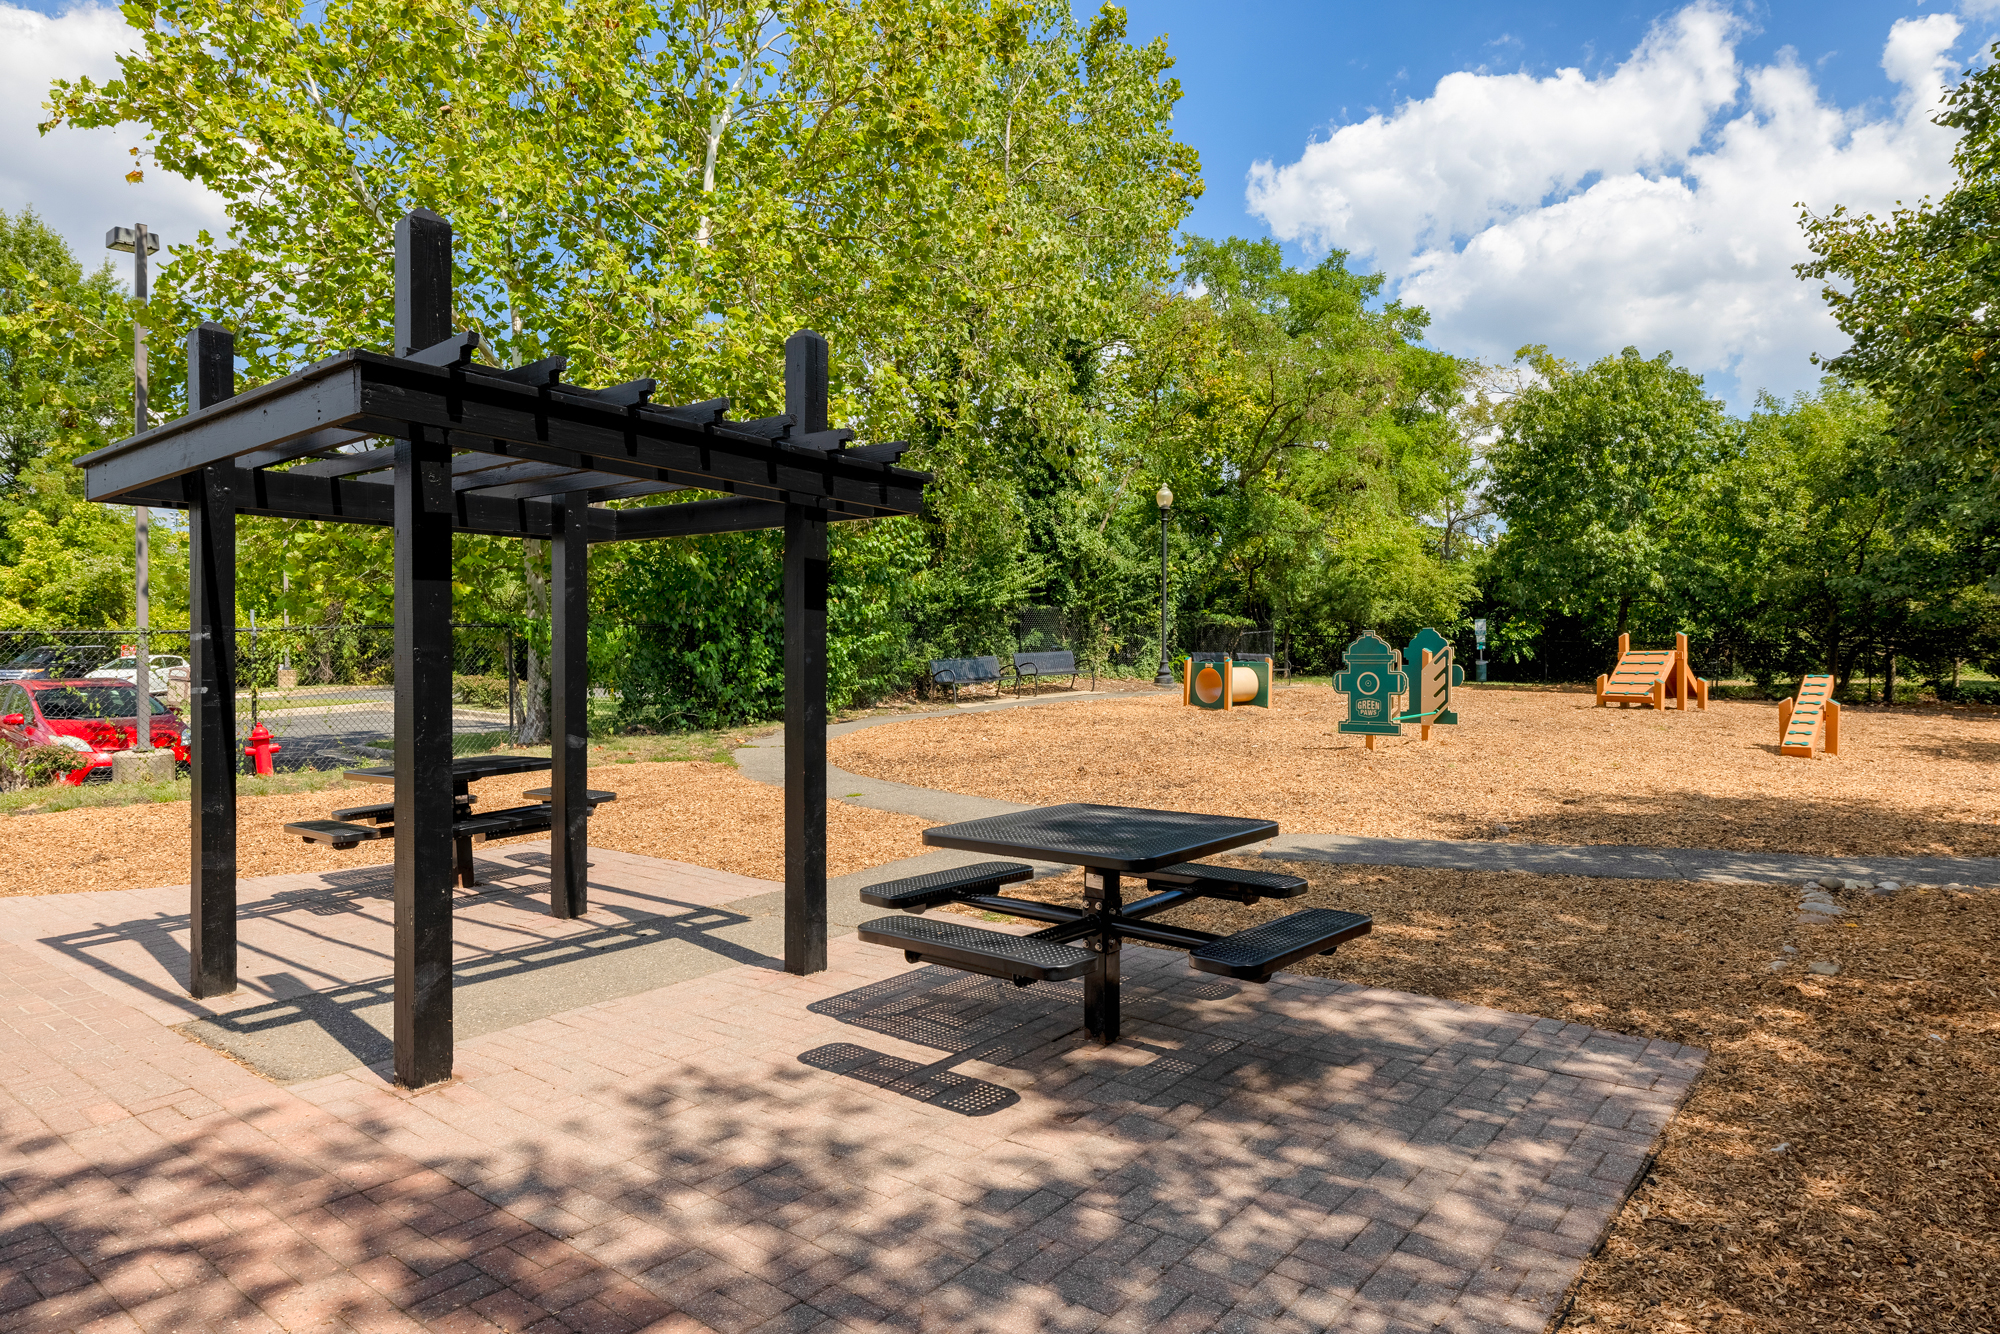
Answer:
xmin=343 ymin=753 xmax=552 ymax=787
xmin=921 ymin=802 xmax=1277 ymax=872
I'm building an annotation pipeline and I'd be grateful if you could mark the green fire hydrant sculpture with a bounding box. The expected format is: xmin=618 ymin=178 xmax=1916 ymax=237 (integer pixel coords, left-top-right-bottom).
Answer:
xmin=1334 ymin=632 xmax=1406 ymax=749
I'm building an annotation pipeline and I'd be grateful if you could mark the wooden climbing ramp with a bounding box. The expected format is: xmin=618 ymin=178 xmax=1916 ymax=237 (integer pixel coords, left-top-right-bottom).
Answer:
xmin=1595 ymin=632 xmax=1708 ymax=711
xmin=1779 ymin=675 xmax=1840 ymax=757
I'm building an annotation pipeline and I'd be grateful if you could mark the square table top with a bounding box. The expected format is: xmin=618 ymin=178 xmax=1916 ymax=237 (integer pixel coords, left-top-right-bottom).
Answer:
xmin=343 ymin=753 xmax=553 ymax=786
xmin=922 ymin=802 xmax=1278 ymax=873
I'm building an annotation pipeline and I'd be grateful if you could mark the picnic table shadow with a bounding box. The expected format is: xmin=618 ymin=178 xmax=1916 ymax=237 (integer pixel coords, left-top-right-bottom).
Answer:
xmin=39 ymin=855 xmax=780 ymax=1082
xmin=799 ymin=963 xmax=1249 ymax=1117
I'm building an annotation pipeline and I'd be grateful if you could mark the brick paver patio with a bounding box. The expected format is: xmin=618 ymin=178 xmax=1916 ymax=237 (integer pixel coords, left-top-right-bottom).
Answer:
xmin=1 ymin=846 xmax=1703 ymax=1333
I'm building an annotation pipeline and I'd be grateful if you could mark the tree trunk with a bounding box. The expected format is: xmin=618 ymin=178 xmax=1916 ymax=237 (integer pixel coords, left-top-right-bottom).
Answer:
xmin=1615 ymin=593 xmax=1631 ymax=639
xmin=1884 ymin=649 xmax=1896 ymax=708
xmin=517 ymin=539 xmax=550 ymax=744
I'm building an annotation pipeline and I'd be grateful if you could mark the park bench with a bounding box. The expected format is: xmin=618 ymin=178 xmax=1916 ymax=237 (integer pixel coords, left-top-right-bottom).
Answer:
xmin=857 ymin=857 xmax=1371 ymax=988
xmin=285 ymin=786 xmax=615 ymax=888
xmin=928 ymin=655 xmax=1003 ymax=704
xmin=1009 ymin=649 xmax=1080 ymax=696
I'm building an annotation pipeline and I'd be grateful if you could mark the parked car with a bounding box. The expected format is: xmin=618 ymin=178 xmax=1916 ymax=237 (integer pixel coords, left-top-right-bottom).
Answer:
xmin=0 ymin=680 xmax=187 ymax=784
xmin=85 ymin=653 xmax=190 ymax=694
xmin=0 ymin=645 xmax=114 ymax=683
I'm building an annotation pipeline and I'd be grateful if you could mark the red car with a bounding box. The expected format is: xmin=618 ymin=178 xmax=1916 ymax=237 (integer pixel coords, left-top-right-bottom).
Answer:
xmin=0 ymin=679 xmax=188 ymax=784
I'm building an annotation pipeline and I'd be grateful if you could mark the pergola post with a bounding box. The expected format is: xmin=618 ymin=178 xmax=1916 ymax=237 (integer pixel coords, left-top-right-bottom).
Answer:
xmin=391 ymin=210 xmax=458 ymax=1088
xmin=185 ymin=323 xmax=237 ymax=999
xmin=783 ymin=330 xmax=830 ymax=975
xmin=550 ymin=490 xmax=589 ymax=918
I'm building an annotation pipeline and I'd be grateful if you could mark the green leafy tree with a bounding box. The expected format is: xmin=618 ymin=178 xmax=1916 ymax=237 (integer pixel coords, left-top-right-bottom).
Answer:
xmin=45 ymin=0 xmax=1197 ymax=722
xmin=0 ymin=209 xmax=168 ymax=628
xmin=1098 ymin=238 xmax=1474 ymax=665
xmin=1798 ymin=45 xmax=2000 ymax=593
xmin=1485 ymin=346 xmax=1728 ymax=655
xmin=1711 ymin=383 xmax=1998 ymax=691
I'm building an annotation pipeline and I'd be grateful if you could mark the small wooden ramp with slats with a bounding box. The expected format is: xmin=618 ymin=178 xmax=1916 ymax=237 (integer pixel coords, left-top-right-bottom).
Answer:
xmin=1595 ymin=632 xmax=1708 ymax=710
xmin=1779 ymin=675 xmax=1840 ymax=757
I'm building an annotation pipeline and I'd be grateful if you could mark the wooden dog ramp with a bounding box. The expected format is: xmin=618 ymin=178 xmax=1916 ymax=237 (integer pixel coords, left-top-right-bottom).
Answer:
xmin=1779 ymin=675 xmax=1839 ymax=757
xmin=1596 ymin=632 xmax=1708 ymax=710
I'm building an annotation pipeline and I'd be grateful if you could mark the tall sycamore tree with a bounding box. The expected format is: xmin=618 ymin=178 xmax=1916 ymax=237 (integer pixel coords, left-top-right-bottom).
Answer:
xmin=45 ymin=0 xmax=1198 ymax=687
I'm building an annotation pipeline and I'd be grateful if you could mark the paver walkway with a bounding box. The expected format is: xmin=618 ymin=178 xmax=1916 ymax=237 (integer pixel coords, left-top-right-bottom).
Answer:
xmin=2 ymin=849 xmax=1704 ymax=1334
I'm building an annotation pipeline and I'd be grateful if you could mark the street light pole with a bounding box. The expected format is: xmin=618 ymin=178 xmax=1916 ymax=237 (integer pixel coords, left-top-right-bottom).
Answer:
xmin=1154 ymin=484 xmax=1174 ymax=687
xmin=106 ymin=223 xmax=161 ymax=750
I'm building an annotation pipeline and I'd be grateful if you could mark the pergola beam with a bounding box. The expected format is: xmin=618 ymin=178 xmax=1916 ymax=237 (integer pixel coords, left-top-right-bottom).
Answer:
xmin=79 ymin=357 xmax=925 ymax=516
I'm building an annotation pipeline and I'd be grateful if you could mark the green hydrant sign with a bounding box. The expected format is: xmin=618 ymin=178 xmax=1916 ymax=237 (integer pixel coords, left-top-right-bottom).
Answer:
xmin=1334 ymin=632 xmax=1406 ymax=737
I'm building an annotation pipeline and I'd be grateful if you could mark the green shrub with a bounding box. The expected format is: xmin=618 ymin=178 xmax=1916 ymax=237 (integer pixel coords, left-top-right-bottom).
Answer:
xmin=0 ymin=744 xmax=86 ymax=791
xmin=1939 ymin=680 xmax=2000 ymax=706
xmin=453 ymin=674 xmax=510 ymax=708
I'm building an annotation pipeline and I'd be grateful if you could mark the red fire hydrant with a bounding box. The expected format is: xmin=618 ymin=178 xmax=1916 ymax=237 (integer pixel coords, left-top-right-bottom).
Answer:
xmin=244 ymin=723 xmax=281 ymax=776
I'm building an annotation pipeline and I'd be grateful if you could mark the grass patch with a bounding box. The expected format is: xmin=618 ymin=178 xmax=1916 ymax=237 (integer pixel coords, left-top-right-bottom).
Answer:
xmin=0 ymin=768 xmax=354 ymax=818
xmin=510 ymin=723 xmax=778 ymax=767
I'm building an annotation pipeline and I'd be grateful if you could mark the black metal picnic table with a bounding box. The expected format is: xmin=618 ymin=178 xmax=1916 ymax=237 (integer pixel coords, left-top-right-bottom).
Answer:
xmin=342 ymin=752 xmax=554 ymax=793
xmin=858 ymin=802 xmax=1372 ymax=1044
xmin=283 ymin=755 xmax=568 ymax=888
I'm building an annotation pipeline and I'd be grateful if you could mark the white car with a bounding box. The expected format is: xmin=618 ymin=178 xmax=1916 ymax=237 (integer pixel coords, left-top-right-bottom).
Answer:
xmin=85 ymin=653 xmax=190 ymax=695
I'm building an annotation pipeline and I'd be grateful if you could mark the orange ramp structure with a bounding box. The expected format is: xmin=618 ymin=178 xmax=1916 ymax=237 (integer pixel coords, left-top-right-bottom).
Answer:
xmin=1595 ymin=632 xmax=1708 ymax=711
xmin=1779 ymin=675 xmax=1840 ymax=757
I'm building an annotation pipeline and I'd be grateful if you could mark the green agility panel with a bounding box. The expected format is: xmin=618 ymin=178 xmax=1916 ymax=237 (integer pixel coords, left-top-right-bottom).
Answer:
xmin=1334 ymin=632 xmax=1406 ymax=737
xmin=1403 ymin=628 xmax=1463 ymax=728
xmin=1185 ymin=652 xmax=1232 ymax=710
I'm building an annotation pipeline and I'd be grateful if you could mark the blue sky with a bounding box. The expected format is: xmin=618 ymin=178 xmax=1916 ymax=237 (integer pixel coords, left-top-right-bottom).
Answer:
xmin=1118 ymin=1 xmax=1980 ymax=255
xmin=2 ymin=1 xmax=1989 ymax=409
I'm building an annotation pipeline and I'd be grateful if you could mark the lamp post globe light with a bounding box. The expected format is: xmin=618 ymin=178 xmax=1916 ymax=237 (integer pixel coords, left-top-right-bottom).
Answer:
xmin=106 ymin=223 xmax=162 ymax=752
xmin=1154 ymin=484 xmax=1174 ymax=687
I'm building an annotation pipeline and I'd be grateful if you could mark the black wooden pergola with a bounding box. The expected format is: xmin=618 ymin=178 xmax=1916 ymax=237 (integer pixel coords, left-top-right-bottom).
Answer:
xmin=76 ymin=209 xmax=929 ymax=1088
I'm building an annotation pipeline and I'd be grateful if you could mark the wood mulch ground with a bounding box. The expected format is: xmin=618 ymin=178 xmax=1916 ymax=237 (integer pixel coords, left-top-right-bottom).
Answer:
xmin=0 ymin=760 xmax=932 ymax=896
xmin=833 ymin=684 xmax=2000 ymax=857
xmin=955 ymin=863 xmax=1998 ymax=1332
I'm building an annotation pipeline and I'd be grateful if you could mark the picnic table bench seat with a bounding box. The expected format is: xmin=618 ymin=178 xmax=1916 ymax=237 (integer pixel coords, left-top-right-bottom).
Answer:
xmin=521 ymin=787 xmax=618 ymax=804
xmin=286 ymin=819 xmax=384 ymax=850
xmin=1189 ymin=908 xmax=1372 ymax=982
xmin=857 ymin=914 xmax=1098 ymax=986
xmin=331 ymin=794 xmax=473 ymax=824
xmin=860 ymin=861 xmax=1035 ymax=912
xmin=1142 ymin=862 xmax=1308 ymax=904
xmin=290 ymin=789 xmax=614 ymax=887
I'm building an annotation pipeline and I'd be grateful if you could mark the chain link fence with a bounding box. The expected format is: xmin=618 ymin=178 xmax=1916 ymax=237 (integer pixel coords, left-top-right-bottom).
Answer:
xmin=0 ymin=626 xmax=543 ymax=775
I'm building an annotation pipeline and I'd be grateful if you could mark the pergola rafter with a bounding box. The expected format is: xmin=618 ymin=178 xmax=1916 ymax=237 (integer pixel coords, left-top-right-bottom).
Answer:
xmin=76 ymin=208 xmax=930 ymax=1089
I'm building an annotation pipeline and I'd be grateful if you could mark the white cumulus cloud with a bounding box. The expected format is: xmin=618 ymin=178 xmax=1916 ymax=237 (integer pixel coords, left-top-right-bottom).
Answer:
xmin=1246 ymin=2 xmax=1969 ymax=408
xmin=0 ymin=2 xmax=227 ymax=282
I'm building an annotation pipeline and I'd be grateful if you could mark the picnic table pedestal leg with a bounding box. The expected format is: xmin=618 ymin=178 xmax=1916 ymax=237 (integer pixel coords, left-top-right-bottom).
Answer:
xmin=185 ymin=323 xmax=237 ymax=999
xmin=1083 ymin=870 xmax=1122 ymax=1044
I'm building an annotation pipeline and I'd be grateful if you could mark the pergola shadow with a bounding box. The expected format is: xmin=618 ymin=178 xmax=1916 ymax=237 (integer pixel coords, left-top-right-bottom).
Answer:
xmin=40 ymin=857 xmax=779 ymax=1082
xmin=76 ymin=207 xmax=928 ymax=1086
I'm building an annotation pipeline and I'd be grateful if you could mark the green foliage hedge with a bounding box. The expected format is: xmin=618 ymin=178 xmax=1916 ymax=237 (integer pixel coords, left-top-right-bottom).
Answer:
xmin=0 ymin=744 xmax=85 ymax=791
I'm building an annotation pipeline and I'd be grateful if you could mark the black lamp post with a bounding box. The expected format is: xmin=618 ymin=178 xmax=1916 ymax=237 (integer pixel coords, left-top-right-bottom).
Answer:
xmin=1154 ymin=484 xmax=1173 ymax=687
